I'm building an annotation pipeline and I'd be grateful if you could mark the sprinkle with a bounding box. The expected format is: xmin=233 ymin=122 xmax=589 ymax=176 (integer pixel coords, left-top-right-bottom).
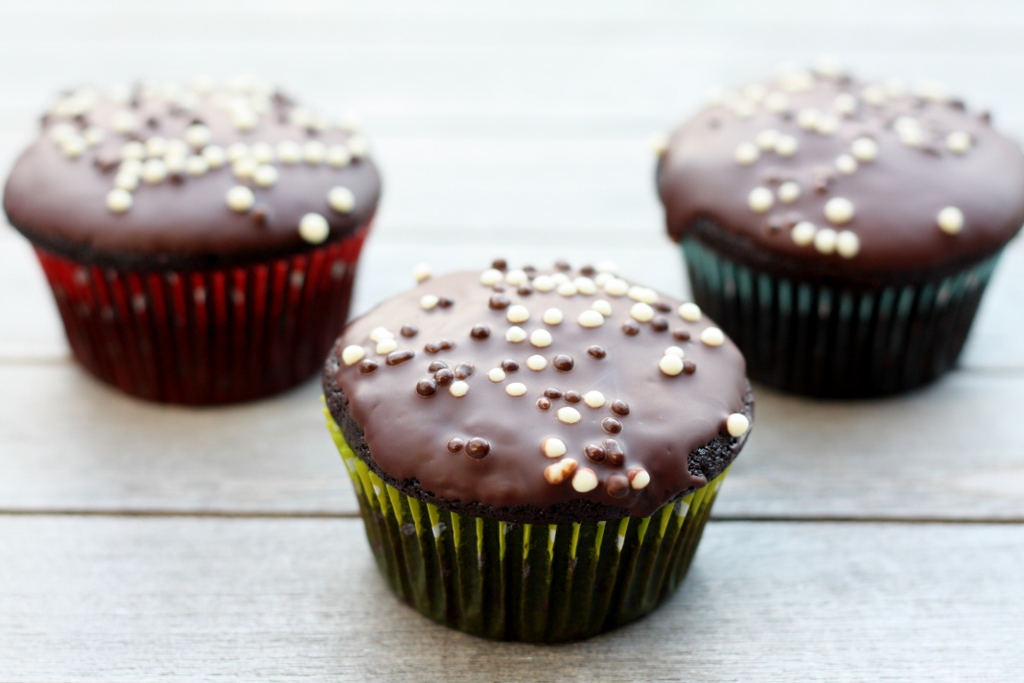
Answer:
xmin=106 ymin=188 xmax=132 ymax=214
xmin=386 ymin=349 xmax=414 ymax=366
xmin=557 ymin=281 xmax=578 ymax=297
xmin=659 ymin=354 xmax=684 ymax=376
xmin=302 ymin=141 xmax=326 ymax=164
xmin=449 ymin=381 xmax=469 ymax=397
xmin=734 ymin=142 xmax=760 ymax=165
xmin=572 ymin=468 xmax=599 ymax=493
xmin=836 ymin=231 xmax=860 ymax=259
xmin=412 ymin=263 xmax=431 ymax=282
xmin=797 ymin=107 xmax=820 ymax=130
xmin=202 ymin=145 xmax=227 ymax=168
xmin=59 ymin=136 xmax=86 ymax=158
xmin=629 ymin=468 xmax=650 ymax=490
xmin=470 ymin=325 xmax=489 ymax=340
xmin=771 ymin=183 xmax=801 ymax=209
xmin=542 ymin=437 xmax=567 ymax=458
xmin=578 ymin=310 xmax=605 ymax=328
xmin=861 ymin=84 xmax=887 ymax=106
xmin=141 ymin=159 xmax=167 ymax=184
xmin=553 ymin=355 xmax=575 ymax=372
xmin=824 ymin=197 xmax=855 ymax=225
xmin=603 ymin=278 xmax=629 ymax=297
xmin=530 ymin=329 xmax=553 ymax=347
xmin=664 ymin=346 xmax=685 ymax=358
xmin=111 ymin=110 xmax=137 ymax=133
xmin=341 ymin=345 xmax=366 ymax=366
xmin=226 ymin=143 xmax=249 ymax=162
xmin=465 ymin=438 xmax=490 ymax=459
xmin=375 ymin=338 xmax=398 ymax=355
xmin=533 ymin=275 xmax=555 ymax=292
xmin=505 ymin=269 xmax=528 ymax=285
xmin=369 ymin=327 xmax=394 ymax=342
xmin=185 ymin=156 xmax=209 ymax=176
xmin=774 ymin=135 xmax=799 ymax=157
xmin=833 ymin=92 xmax=857 ymax=115
xmin=527 ymin=355 xmax=547 ymax=371
xmin=328 ymin=186 xmax=355 ymax=213
xmin=611 ymin=400 xmax=630 ymax=416
xmin=327 ymin=145 xmax=352 ymax=167
xmin=250 ymin=142 xmax=275 ymax=164
xmin=835 ymin=155 xmax=857 ymax=175
xmin=851 ymin=137 xmax=878 ymax=162
xmin=791 ymin=221 xmax=817 ymax=246
xmin=506 ymin=382 xmax=527 ymax=397
xmin=726 ymin=413 xmax=750 ymax=437
xmin=480 ymin=269 xmax=504 ymax=285
xmin=348 ymin=135 xmax=370 ymax=158
xmin=937 ymin=207 xmax=964 ymax=235
xmin=298 ymin=213 xmax=330 ymax=244
xmin=678 ymin=302 xmax=701 ymax=322
xmin=544 ymin=458 xmax=578 ymax=485
xmin=748 ymin=187 xmax=774 ymax=213
xmin=359 ymin=360 xmax=379 ymax=374
xmin=946 ymin=131 xmax=971 ymax=154
xmin=814 ymin=115 xmax=838 ymax=136
xmin=253 ymin=165 xmax=279 ymax=187
xmin=763 ymin=92 xmax=790 ymax=113
xmin=557 ymin=407 xmax=581 ymax=424
xmin=226 ymin=186 xmax=255 ymax=212
xmin=487 ymin=368 xmax=507 ymax=383
xmin=277 ymin=141 xmax=302 ymax=164
xmin=507 ymin=305 xmax=530 ymax=323
xmin=583 ymin=390 xmax=605 ymax=408
xmin=755 ymin=129 xmax=780 ymax=150
xmin=506 ymin=326 xmax=527 ymax=342
xmin=814 ymin=227 xmax=838 ymax=254
xmin=630 ymin=302 xmax=655 ymax=322
xmin=628 ymin=286 xmax=658 ymax=304
xmin=604 ymin=439 xmax=625 ymax=465
xmin=420 ymin=295 xmax=440 ymax=310
xmin=232 ymin=157 xmax=258 ymax=180
xmin=701 ymin=327 xmax=725 ymax=347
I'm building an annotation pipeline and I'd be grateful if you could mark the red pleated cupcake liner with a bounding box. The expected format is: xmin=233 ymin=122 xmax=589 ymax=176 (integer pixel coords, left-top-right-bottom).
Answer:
xmin=36 ymin=224 xmax=369 ymax=404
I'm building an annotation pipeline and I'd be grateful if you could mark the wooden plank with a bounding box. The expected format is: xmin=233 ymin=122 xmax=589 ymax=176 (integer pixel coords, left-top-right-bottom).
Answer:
xmin=0 ymin=516 xmax=1021 ymax=682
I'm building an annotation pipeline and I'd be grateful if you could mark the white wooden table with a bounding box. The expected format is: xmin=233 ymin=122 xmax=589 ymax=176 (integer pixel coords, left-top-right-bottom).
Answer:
xmin=2 ymin=1 xmax=1024 ymax=680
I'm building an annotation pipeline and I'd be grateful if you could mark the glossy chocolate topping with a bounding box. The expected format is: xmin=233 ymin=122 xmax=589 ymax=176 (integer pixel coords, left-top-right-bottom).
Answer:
xmin=4 ymin=77 xmax=382 ymax=269
xmin=324 ymin=263 xmax=752 ymax=522
xmin=657 ymin=65 xmax=1024 ymax=274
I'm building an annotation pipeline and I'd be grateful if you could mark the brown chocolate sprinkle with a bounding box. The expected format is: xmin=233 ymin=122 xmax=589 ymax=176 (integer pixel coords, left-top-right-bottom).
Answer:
xmin=604 ymin=439 xmax=625 ymax=466
xmin=491 ymin=258 xmax=508 ymax=271
xmin=622 ymin=321 xmax=640 ymax=336
xmin=683 ymin=360 xmax=697 ymax=374
xmin=517 ymin=285 xmax=534 ymax=296
xmin=585 ymin=443 xmax=606 ymax=463
xmin=553 ymin=355 xmax=575 ymax=372
xmin=387 ymin=350 xmax=415 ymax=366
xmin=580 ymin=265 xmax=596 ymax=276
xmin=564 ymin=390 xmax=582 ymax=404
xmin=470 ymin=324 xmax=490 ymax=340
xmin=438 ymin=296 xmax=454 ymax=309
xmin=434 ymin=368 xmax=454 ymax=385
xmin=536 ymin=397 xmax=551 ymax=411
xmin=400 ymin=325 xmax=418 ymax=338
xmin=672 ymin=329 xmax=691 ymax=342
xmin=654 ymin=301 xmax=672 ymax=313
xmin=602 ymin=417 xmax=623 ymax=434
xmin=427 ymin=361 xmax=448 ymax=372
xmin=447 ymin=437 xmax=465 ymax=453
xmin=523 ymin=265 xmax=537 ymax=275
xmin=438 ymin=339 xmax=455 ymax=351
xmin=416 ymin=379 xmax=437 ymax=397
xmin=501 ymin=359 xmax=520 ymax=372
xmin=587 ymin=345 xmax=607 ymax=359
xmin=250 ymin=206 xmax=268 ymax=227
xmin=424 ymin=342 xmax=440 ymax=354
xmin=489 ymin=295 xmax=510 ymax=310
xmin=555 ymin=260 xmax=571 ymax=271
xmin=359 ymin=360 xmax=379 ymax=374
xmin=465 ymin=437 xmax=491 ymax=460
xmin=650 ymin=316 xmax=669 ymax=332
xmin=492 ymin=283 xmax=506 ymax=292
xmin=610 ymin=399 xmax=630 ymax=416
xmin=454 ymin=362 xmax=475 ymax=380
xmin=544 ymin=387 xmax=563 ymax=399
xmin=94 ymin=150 xmax=120 ymax=172
xmin=606 ymin=474 xmax=630 ymax=498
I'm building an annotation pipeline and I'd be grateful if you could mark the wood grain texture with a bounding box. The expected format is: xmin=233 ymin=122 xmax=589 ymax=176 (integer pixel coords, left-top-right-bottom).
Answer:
xmin=0 ymin=516 xmax=1021 ymax=682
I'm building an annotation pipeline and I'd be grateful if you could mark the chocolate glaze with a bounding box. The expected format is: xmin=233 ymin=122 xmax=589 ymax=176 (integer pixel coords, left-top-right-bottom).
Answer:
xmin=4 ymin=80 xmax=382 ymax=270
xmin=324 ymin=265 xmax=753 ymax=523
xmin=657 ymin=68 xmax=1024 ymax=275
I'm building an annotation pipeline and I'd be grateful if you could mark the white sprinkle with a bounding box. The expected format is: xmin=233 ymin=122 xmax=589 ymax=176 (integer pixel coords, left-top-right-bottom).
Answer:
xmin=341 ymin=345 xmax=366 ymax=366
xmin=578 ymin=310 xmax=605 ymax=328
xmin=630 ymin=302 xmax=654 ymax=322
xmin=369 ymin=327 xmax=394 ymax=343
xmin=253 ymin=165 xmax=279 ymax=187
xmin=915 ymin=80 xmax=947 ymax=102
xmin=111 ymin=110 xmax=137 ymax=134
xmin=824 ymin=197 xmax=855 ymax=225
xmin=304 ymin=140 xmax=326 ymax=164
xmin=121 ymin=141 xmax=145 ymax=161
xmin=59 ymin=136 xmax=86 ymax=158
xmin=734 ymin=142 xmax=760 ymax=165
xmin=530 ymin=329 xmax=553 ymax=348
xmin=327 ymin=145 xmax=352 ymax=167
xmin=755 ymin=129 xmax=780 ymax=150
xmin=603 ymin=278 xmax=629 ymax=297
xmin=774 ymin=135 xmax=799 ymax=157
xmin=542 ymin=308 xmax=563 ymax=325
xmin=557 ymin=281 xmax=578 ymax=297
xmin=141 ymin=159 xmax=167 ymax=184
xmin=726 ymin=413 xmax=750 ymax=437
xmin=480 ymin=269 xmax=503 ymax=285
xmin=835 ymin=154 xmax=858 ymax=175
xmin=226 ymin=186 xmax=255 ymax=212
xmin=231 ymin=107 xmax=258 ymax=131
xmin=507 ymin=305 xmax=530 ymax=324
xmin=450 ymin=381 xmax=470 ymax=398
xmin=700 ymin=327 xmax=725 ymax=347
xmin=583 ymin=390 xmax=606 ymax=408
xmin=328 ymin=186 xmax=356 ymax=214
xmin=202 ymin=145 xmax=227 ymax=168
xmin=551 ymin=273 xmax=570 ymax=285
xmin=232 ymin=157 xmax=257 ymax=180
xmin=504 ymin=269 xmax=528 ymax=285
xmin=814 ymin=227 xmax=838 ymax=254
xmin=748 ymin=187 xmax=774 ymax=213
xmin=105 ymin=188 xmax=132 ymax=214
xmin=836 ymin=231 xmax=860 ymax=259
xmin=665 ymin=346 xmax=685 ymax=358
xmin=542 ymin=437 xmax=567 ymax=458
xmin=49 ymin=123 xmax=76 ymax=142
xmin=763 ymin=92 xmax=790 ymax=113
xmin=861 ymin=84 xmax=887 ymax=106
xmin=248 ymin=142 xmax=274 ymax=164
xmin=796 ymin=107 xmax=820 ymax=130
xmin=557 ymin=407 xmax=581 ymax=424
xmin=573 ymin=277 xmax=597 ymax=295
xmin=375 ymin=338 xmax=398 ymax=355
xmin=226 ymin=143 xmax=249 ymax=162
xmin=184 ymin=124 xmax=211 ymax=149
xmin=628 ymin=286 xmax=659 ymax=304
xmin=544 ymin=458 xmax=579 ymax=485
xmin=791 ymin=221 xmax=817 ymax=246
xmin=298 ymin=213 xmax=330 ymax=244
xmin=420 ymin=295 xmax=440 ymax=310
xmin=120 ymin=158 xmax=142 ymax=175
xmin=814 ymin=114 xmax=839 ymax=136
xmin=833 ymin=93 xmax=858 ymax=115
xmin=487 ymin=368 xmax=506 ymax=382
xmin=678 ymin=302 xmax=701 ymax=322
xmin=276 ymin=141 xmax=302 ymax=164
xmin=649 ymin=135 xmax=668 ymax=156
xmin=778 ymin=181 xmax=801 ymax=204
xmin=505 ymin=382 xmax=527 ymax=397
xmin=946 ymin=131 xmax=972 ymax=155
xmin=533 ymin=275 xmax=555 ymax=292
xmin=506 ymin=326 xmax=527 ymax=342
xmin=83 ymin=126 xmax=104 ymax=147
xmin=412 ymin=263 xmax=431 ymax=282
xmin=572 ymin=468 xmax=598 ymax=493
xmin=527 ymin=355 xmax=548 ymax=371
xmin=659 ymin=354 xmax=684 ymax=376
xmin=591 ymin=300 xmax=613 ymax=317
xmin=348 ymin=135 xmax=370 ymax=158
xmin=595 ymin=260 xmax=618 ymax=274
xmin=630 ymin=469 xmax=651 ymax=490
xmin=743 ymin=83 xmax=767 ymax=101
xmin=851 ymin=137 xmax=879 ymax=162
xmin=937 ymin=207 xmax=964 ymax=235
xmin=185 ymin=155 xmax=209 ymax=176
xmin=114 ymin=172 xmax=139 ymax=191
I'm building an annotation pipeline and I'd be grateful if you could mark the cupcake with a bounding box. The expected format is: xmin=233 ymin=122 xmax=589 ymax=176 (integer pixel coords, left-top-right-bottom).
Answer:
xmin=656 ymin=63 xmax=1024 ymax=397
xmin=3 ymin=77 xmax=381 ymax=404
xmin=323 ymin=261 xmax=753 ymax=642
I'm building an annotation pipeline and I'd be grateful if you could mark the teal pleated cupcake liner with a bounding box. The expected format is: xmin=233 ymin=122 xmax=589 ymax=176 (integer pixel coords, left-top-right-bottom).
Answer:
xmin=681 ymin=236 xmax=1001 ymax=397
xmin=326 ymin=410 xmax=725 ymax=643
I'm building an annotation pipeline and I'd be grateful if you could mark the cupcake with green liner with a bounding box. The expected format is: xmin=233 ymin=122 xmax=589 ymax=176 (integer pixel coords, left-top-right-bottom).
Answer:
xmin=656 ymin=62 xmax=1024 ymax=397
xmin=323 ymin=260 xmax=753 ymax=642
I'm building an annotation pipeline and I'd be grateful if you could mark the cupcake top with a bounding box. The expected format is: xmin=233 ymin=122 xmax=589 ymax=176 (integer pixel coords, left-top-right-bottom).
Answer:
xmin=3 ymin=77 xmax=382 ymax=269
xmin=324 ymin=261 xmax=753 ymax=523
xmin=657 ymin=63 xmax=1024 ymax=274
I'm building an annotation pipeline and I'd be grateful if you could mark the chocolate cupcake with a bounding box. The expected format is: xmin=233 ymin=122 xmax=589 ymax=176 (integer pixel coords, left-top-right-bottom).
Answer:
xmin=323 ymin=261 xmax=753 ymax=642
xmin=657 ymin=63 xmax=1024 ymax=397
xmin=4 ymin=77 xmax=381 ymax=404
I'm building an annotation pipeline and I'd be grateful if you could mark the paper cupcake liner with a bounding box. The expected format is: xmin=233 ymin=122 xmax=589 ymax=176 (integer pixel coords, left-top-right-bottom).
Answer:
xmin=326 ymin=410 xmax=725 ymax=643
xmin=681 ymin=236 xmax=1001 ymax=397
xmin=35 ymin=225 xmax=369 ymax=404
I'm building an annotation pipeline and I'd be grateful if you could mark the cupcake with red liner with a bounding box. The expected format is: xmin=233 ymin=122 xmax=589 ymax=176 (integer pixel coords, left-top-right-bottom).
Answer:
xmin=3 ymin=77 xmax=381 ymax=404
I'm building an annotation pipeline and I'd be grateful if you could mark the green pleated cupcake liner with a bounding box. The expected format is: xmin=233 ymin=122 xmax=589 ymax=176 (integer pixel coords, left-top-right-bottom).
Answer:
xmin=681 ymin=236 xmax=1001 ymax=397
xmin=326 ymin=410 xmax=725 ymax=642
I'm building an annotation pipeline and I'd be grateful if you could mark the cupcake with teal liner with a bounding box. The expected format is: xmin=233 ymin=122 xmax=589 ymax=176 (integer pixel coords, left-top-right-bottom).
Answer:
xmin=656 ymin=62 xmax=1024 ymax=397
xmin=323 ymin=260 xmax=753 ymax=642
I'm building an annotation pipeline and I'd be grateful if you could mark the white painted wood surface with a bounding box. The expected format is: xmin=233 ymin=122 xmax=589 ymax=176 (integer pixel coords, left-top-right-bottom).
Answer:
xmin=1 ymin=0 xmax=1023 ymax=679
